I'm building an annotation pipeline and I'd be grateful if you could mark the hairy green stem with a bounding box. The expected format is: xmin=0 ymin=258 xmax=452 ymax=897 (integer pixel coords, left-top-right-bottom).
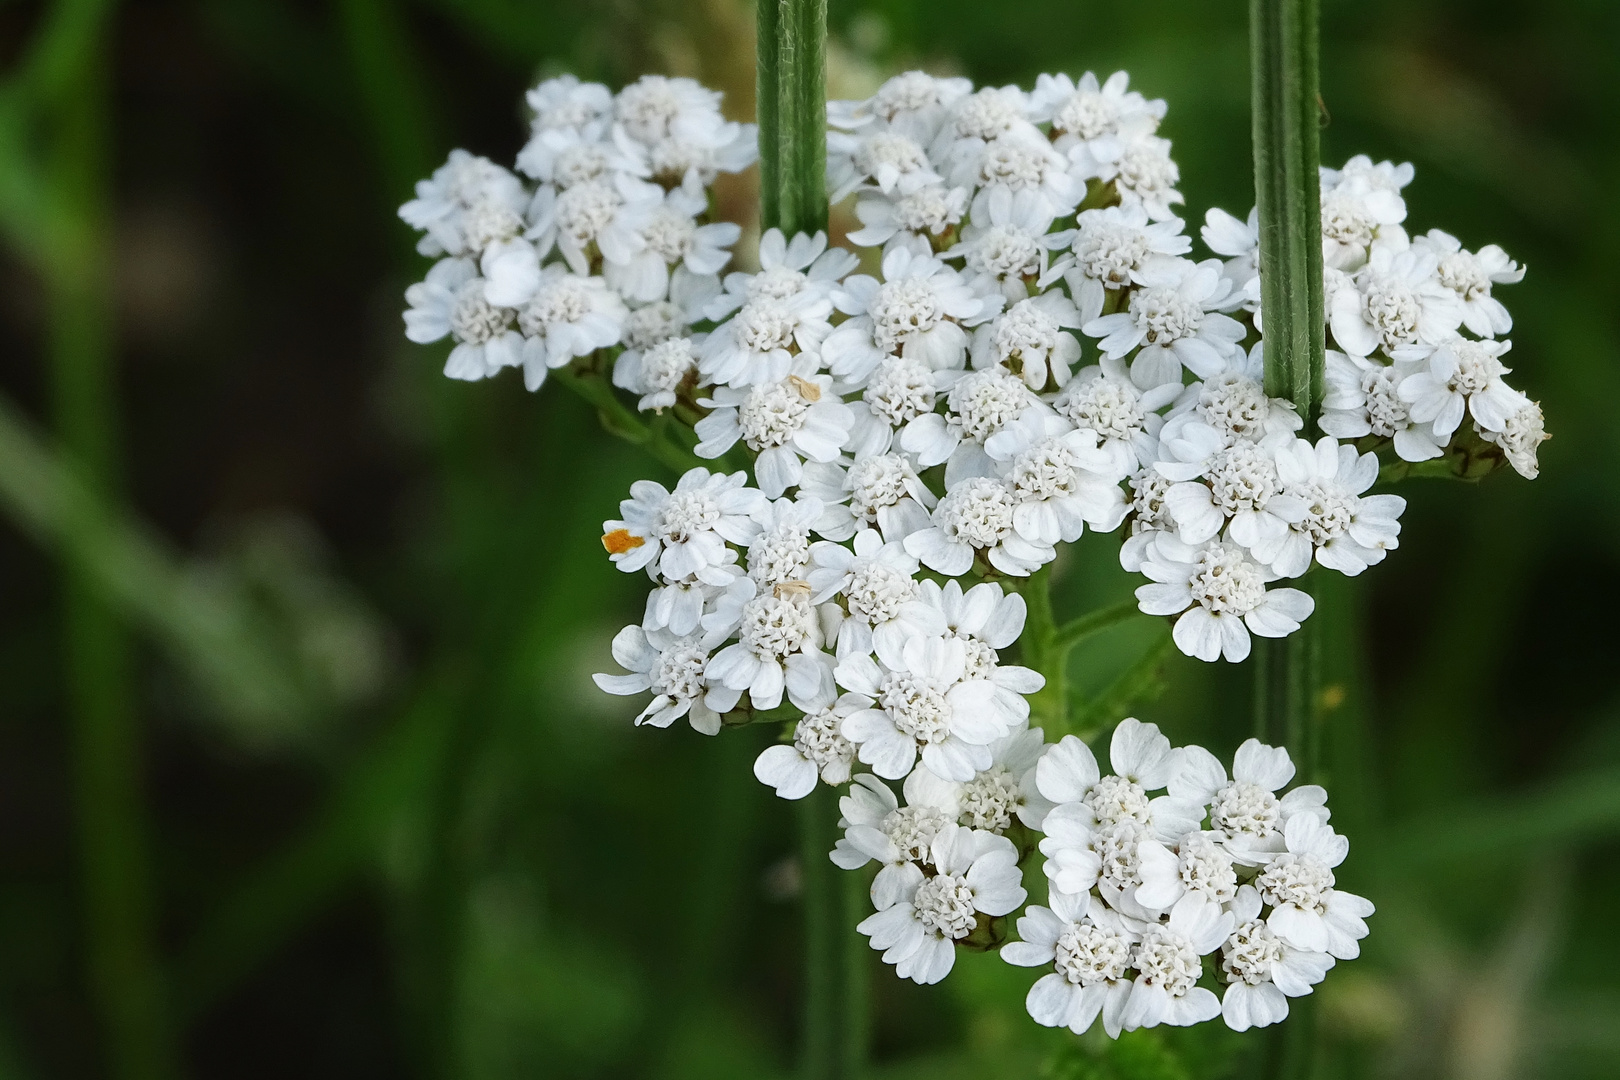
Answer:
xmin=1251 ymin=0 xmax=1324 ymax=418
xmin=1018 ymin=566 xmax=1065 ymax=732
xmin=41 ymin=6 xmax=178 ymax=1076
xmin=756 ymin=0 xmax=829 ymax=238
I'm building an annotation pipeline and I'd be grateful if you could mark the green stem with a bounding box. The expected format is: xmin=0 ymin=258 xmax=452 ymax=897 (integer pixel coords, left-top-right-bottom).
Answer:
xmin=796 ymin=786 xmax=845 ymax=1080
xmin=1251 ymin=0 xmax=1324 ymax=419
xmin=756 ymin=0 xmax=829 ymax=238
xmin=1018 ymin=566 xmax=1064 ymax=732
xmin=550 ymin=365 xmax=702 ymax=476
xmin=1251 ymin=0 xmax=1323 ymax=1070
xmin=42 ymin=8 xmax=179 ymax=1077
xmin=1053 ymin=598 xmax=1142 ymax=654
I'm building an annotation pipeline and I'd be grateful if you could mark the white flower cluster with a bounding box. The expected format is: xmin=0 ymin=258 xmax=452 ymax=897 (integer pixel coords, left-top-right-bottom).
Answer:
xmin=399 ymin=74 xmax=754 ymax=394
xmin=1204 ymin=155 xmax=1548 ymax=479
xmin=1008 ymin=719 xmax=1370 ymax=1035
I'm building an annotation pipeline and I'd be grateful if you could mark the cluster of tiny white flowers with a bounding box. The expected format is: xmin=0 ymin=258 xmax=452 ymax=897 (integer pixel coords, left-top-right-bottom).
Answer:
xmin=1005 ymin=718 xmax=1369 ymax=1036
xmin=396 ymin=70 xmax=1560 ymax=1037
xmin=400 ymin=74 xmax=754 ymax=395
xmin=1204 ymin=155 xmax=1548 ymax=479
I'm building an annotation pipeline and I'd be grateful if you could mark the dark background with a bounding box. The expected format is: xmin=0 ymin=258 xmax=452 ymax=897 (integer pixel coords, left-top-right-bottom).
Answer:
xmin=0 ymin=1 xmax=1616 ymax=1077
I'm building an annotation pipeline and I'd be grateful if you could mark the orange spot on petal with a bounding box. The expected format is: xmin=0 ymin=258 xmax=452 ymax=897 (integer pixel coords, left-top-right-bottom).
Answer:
xmin=602 ymin=528 xmax=646 ymax=555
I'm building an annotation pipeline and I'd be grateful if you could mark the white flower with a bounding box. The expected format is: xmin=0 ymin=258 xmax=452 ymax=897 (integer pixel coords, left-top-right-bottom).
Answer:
xmin=1254 ymin=814 xmax=1374 ymax=960
xmin=797 ymin=454 xmax=937 ymax=542
xmin=705 ymin=228 xmax=859 ymax=321
xmin=526 ymin=172 xmax=662 ymax=276
xmin=1050 ymin=355 xmax=1180 ymax=474
xmin=929 ymin=84 xmax=1035 ymax=158
xmin=948 ymin=129 xmax=1082 ymax=219
xmin=511 ymin=266 xmax=628 ymax=389
xmin=603 ymin=177 xmax=740 ymax=303
xmin=399 ymin=150 xmax=528 ymax=258
xmin=914 ymin=579 xmax=1027 ymax=659
xmin=984 ymin=411 xmax=1129 ymax=546
xmin=1030 ymin=70 xmax=1165 ymax=166
xmin=1259 ymin=436 xmax=1405 ymax=578
xmin=846 ymin=183 xmax=970 ymax=252
xmin=837 ymin=637 xmax=1030 ymax=782
xmin=1171 ymin=738 xmax=1329 ymax=866
xmin=1135 ymin=535 xmax=1314 ymax=663
xmin=514 ymin=124 xmax=641 ymax=188
xmin=694 ymin=360 xmax=854 ymax=497
xmin=1414 ymin=229 xmax=1524 ymax=338
xmin=1134 ymin=831 xmax=1238 ymax=922
xmin=1119 ymin=901 xmax=1232 ymax=1030
xmin=822 ymin=246 xmax=995 ymax=385
xmin=403 ymin=258 xmax=524 ymax=382
xmin=901 ymin=367 xmax=1041 ymax=486
xmin=1395 ymin=338 xmax=1526 ymax=439
xmin=846 ymin=354 xmax=953 ymax=458
xmin=948 ymin=187 xmax=1072 ymax=305
xmin=807 ymin=529 xmax=946 ymax=667
xmin=642 ymin=573 xmax=737 ymax=638
xmin=1200 ymin=207 xmax=1260 ymax=313
xmin=1034 ymin=719 xmax=1204 ymax=848
xmin=1056 ymin=204 xmax=1192 ymax=323
xmin=1218 ymin=884 xmax=1335 ymax=1031
xmin=1319 ymin=155 xmax=1412 ymax=270
xmin=827 ymin=125 xmax=942 ymax=203
xmin=702 ymin=577 xmax=836 ymax=711
xmin=753 ymin=695 xmax=865 ymax=798
xmin=525 ymin=75 xmax=613 ymax=135
xmin=745 ymin=496 xmax=824 ymax=587
xmin=1329 ymin=240 xmax=1463 ymax=358
xmin=903 ymin=726 xmax=1050 ymax=833
xmin=614 ymin=74 xmax=733 ymax=150
xmin=1099 ymin=134 xmax=1184 ymax=222
xmin=971 ymin=290 xmax=1085 ymax=391
xmin=1003 ymin=889 xmax=1139 ymax=1038
xmin=613 ymin=333 xmax=703 ymax=412
xmin=828 ymin=71 xmax=973 ymax=143
xmin=601 ymin=467 xmax=767 ymax=584
xmin=855 ymin=824 xmax=1026 ymax=985
xmin=1158 ymin=439 xmax=1289 ymax=553
xmin=905 ymin=475 xmax=1055 ymax=577
xmin=1478 ymin=398 xmax=1549 ymax=479
xmin=700 ymin=282 xmax=837 ymax=389
xmin=1319 ymin=350 xmax=1443 ymax=462
xmin=831 ymin=774 xmax=953 ymax=902
xmin=1082 ymin=257 xmax=1245 ymax=386
xmin=1161 ymin=346 xmax=1303 ymax=448
xmin=593 ymin=623 xmax=735 ymax=735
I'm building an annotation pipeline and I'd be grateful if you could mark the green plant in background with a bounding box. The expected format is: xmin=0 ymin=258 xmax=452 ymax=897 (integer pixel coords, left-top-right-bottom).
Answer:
xmin=0 ymin=2 xmax=1617 ymax=1080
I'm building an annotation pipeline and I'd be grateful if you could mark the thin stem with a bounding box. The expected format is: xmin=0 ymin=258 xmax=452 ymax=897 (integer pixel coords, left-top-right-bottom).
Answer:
xmin=550 ymin=366 xmax=703 ymax=476
xmin=42 ymin=7 xmax=179 ymax=1077
xmin=1018 ymin=566 xmax=1065 ymax=732
xmin=1053 ymin=598 xmax=1143 ymax=654
xmin=1251 ymin=0 xmax=1324 ymax=420
xmin=796 ymin=785 xmax=839 ymax=1080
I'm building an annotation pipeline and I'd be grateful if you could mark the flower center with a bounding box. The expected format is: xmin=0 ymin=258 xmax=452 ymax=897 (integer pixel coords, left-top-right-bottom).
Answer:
xmin=1055 ymin=91 xmax=1118 ymax=139
xmin=1189 ymin=543 xmax=1267 ymax=615
xmin=749 ymin=523 xmax=812 ymax=585
xmin=1208 ymin=444 xmax=1282 ymax=514
xmin=882 ymin=804 xmax=951 ymax=862
xmin=623 ymin=302 xmax=686 ymax=350
xmin=450 ymin=281 xmax=512 ymax=344
xmin=639 ymin=337 xmax=697 ymax=395
xmin=845 ymin=562 xmax=918 ymax=625
xmin=1115 ymin=142 xmax=1178 ymax=199
xmin=1055 ymin=923 xmax=1133 ymax=985
xmin=644 ymin=207 xmax=697 ymax=262
xmin=959 ymin=766 xmax=1021 ymax=832
xmin=461 ymin=202 xmax=524 ymax=251
xmin=1196 ymin=374 xmax=1271 ymax=442
xmin=738 ymin=378 xmax=815 ymax=450
xmin=967 ymin=224 xmax=1043 ymax=281
xmin=1010 ymin=439 xmax=1083 ymax=503
xmin=854 ymin=132 xmax=931 ymax=180
xmin=870 ymin=278 xmax=944 ymax=352
xmin=1363 ymin=279 xmax=1421 ymax=350
xmin=1256 ymin=852 xmax=1335 ymax=913
xmin=1085 ymin=774 xmax=1153 ymax=828
xmin=1320 ymin=193 xmax=1376 ymax=249
xmin=1074 ymin=223 xmax=1152 ymax=286
xmin=874 ymin=72 xmax=945 ymax=119
xmin=519 ymin=277 xmax=594 ymax=337
xmin=959 ymin=637 xmax=998 ymax=682
xmin=1177 ymin=833 xmax=1237 ymax=903
xmin=913 ymin=874 xmax=979 ymax=940
xmin=953 ymin=88 xmax=1025 ymax=140
xmin=793 ymin=708 xmax=855 ymax=772
xmin=953 ymin=370 xmax=1031 ymax=442
xmin=1447 ymin=341 xmax=1505 ymax=395
xmin=748 ymin=264 xmax=808 ymax=301
xmin=1135 ymin=927 xmax=1203 ymax=996
xmin=651 ymin=640 xmax=708 ymax=700
xmin=553 ymin=182 xmax=621 ymax=247
xmin=893 ymin=186 xmax=963 ymax=234
xmin=1132 ymin=286 xmax=1203 ymax=345
xmin=615 ymin=78 xmax=686 ymax=144
xmin=977 ymin=136 xmax=1052 ymax=190
xmin=847 ymin=455 xmax=913 ymax=522
xmin=1358 ymin=365 xmax=1410 ymax=437
xmin=1289 ymin=481 xmax=1354 ymax=545
xmin=733 ymin=299 xmax=801 ymax=354
xmin=738 ymin=591 xmax=818 ymax=660
xmin=654 ymin=490 xmax=721 ymax=544
xmin=991 ymin=301 xmax=1063 ymax=371
xmin=1059 ymin=379 xmax=1147 ymax=443
xmin=1438 ymin=251 xmax=1490 ymax=301
xmin=864 ymin=355 xmax=937 ymax=427
xmin=1129 ymin=468 xmax=1175 ymax=530
xmin=553 ymin=144 xmax=611 ymax=189
xmin=937 ymin=478 xmax=1017 ymax=549
xmin=1222 ymin=920 xmax=1285 ymax=986
xmin=1210 ymin=780 xmax=1282 ymax=839
xmin=1095 ymin=821 xmax=1148 ymax=893
xmin=879 ymin=672 xmax=954 ymax=745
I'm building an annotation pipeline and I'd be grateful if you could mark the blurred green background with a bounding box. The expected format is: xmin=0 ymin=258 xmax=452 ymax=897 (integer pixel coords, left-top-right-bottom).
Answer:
xmin=1 ymin=1 xmax=1617 ymax=1077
